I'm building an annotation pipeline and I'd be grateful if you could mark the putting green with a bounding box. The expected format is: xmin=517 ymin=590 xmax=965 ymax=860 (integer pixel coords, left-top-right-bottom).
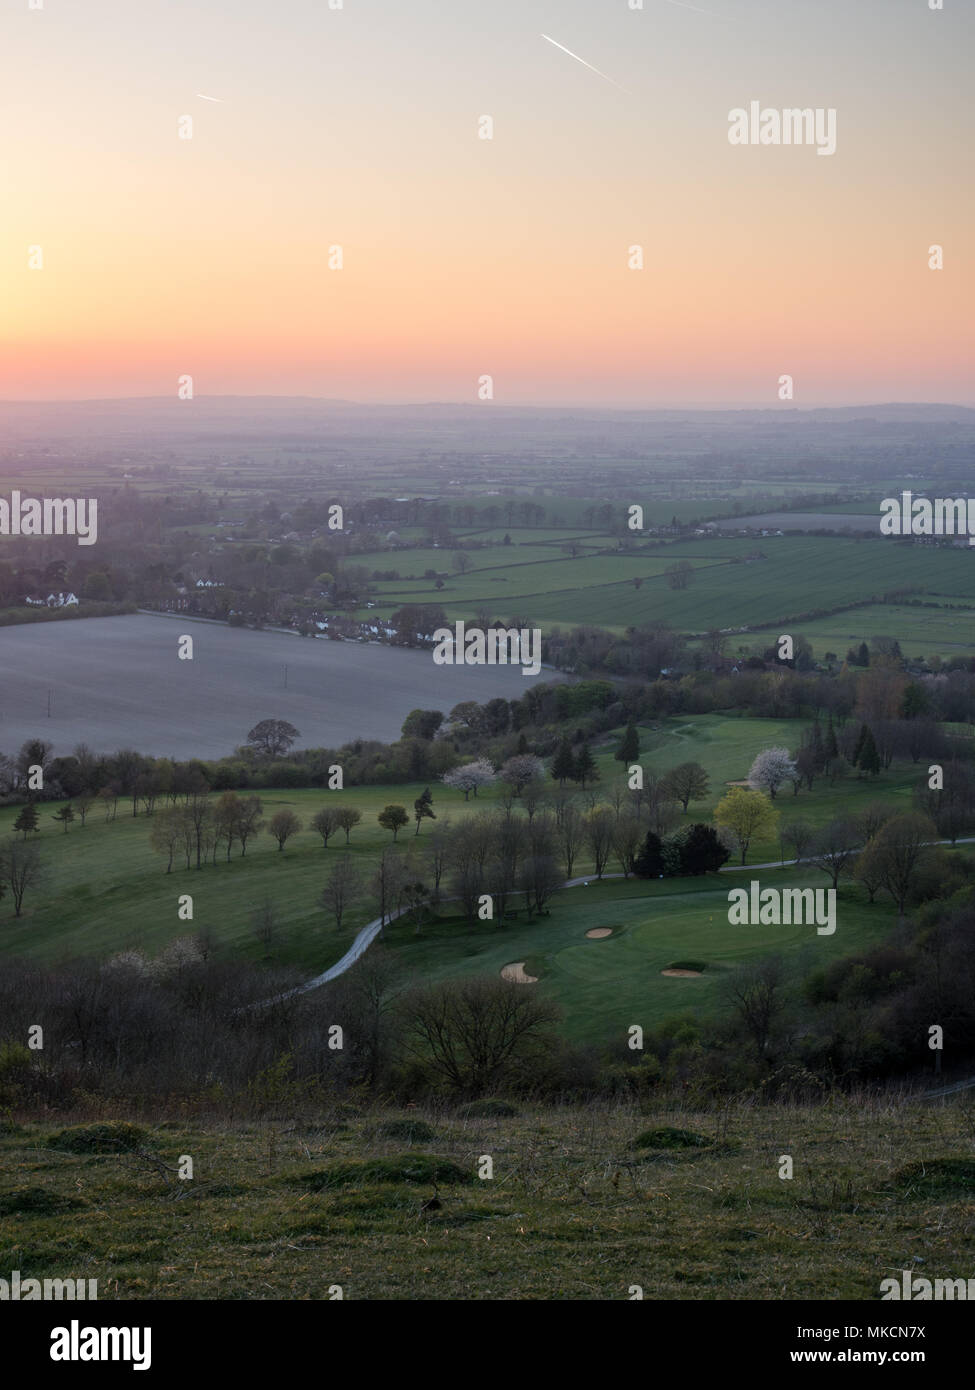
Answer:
xmin=383 ymin=870 xmax=897 ymax=1044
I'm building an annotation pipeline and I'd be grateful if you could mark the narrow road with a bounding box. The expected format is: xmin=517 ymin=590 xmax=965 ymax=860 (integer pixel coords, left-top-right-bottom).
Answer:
xmin=300 ymin=915 xmax=390 ymax=990
xmin=721 ymin=835 xmax=975 ymax=872
xmin=248 ymin=908 xmax=407 ymax=1009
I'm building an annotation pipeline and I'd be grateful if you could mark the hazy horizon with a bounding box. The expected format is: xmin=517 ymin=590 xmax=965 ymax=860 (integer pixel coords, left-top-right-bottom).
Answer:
xmin=0 ymin=394 xmax=972 ymax=412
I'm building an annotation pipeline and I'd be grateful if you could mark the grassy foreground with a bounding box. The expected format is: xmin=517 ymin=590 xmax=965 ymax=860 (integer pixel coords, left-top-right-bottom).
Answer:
xmin=2 ymin=1097 xmax=972 ymax=1300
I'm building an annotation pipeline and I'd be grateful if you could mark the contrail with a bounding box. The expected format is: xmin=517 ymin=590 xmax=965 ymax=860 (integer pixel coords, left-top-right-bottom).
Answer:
xmin=196 ymin=93 xmax=223 ymax=102
xmin=540 ymin=34 xmax=629 ymax=93
xmin=660 ymin=0 xmax=733 ymax=17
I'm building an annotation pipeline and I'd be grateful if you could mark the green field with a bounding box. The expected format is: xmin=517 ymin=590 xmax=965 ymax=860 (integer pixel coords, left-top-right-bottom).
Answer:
xmin=0 ymin=784 xmax=455 ymax=968
xmin=360 ymin=553 xmax=722 ymax=616
xmin=0 ymin=710 xmax=934 ymax=1042
xmin=590 ymin=712 xmax=922 ymax=860
xmin=786 ymin=603 xmax=975 ymax=661
xmin=347 ymin=532 xmax=975 ymax=647
xmin=352 ymin=543 xmax=566 ymax=574
xmin=383 ymin=871 xmax=896 ymax=1045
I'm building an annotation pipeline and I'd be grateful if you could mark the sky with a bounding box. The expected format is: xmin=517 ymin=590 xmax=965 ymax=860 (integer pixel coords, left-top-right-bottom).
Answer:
xmin=0 ymin=0 xmax=972 ymax=406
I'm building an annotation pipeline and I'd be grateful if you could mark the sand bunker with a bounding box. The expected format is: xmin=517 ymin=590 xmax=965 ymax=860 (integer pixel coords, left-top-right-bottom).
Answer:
xmin=661 ymin=968 xmax=703 ymax=978
xmin=501 ymin=961 xmax=538 ymax=984
xmin=585 ymin=928 xmax=613 ymax=939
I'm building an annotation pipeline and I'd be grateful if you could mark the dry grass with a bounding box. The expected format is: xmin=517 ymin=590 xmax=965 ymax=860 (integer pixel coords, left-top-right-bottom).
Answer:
xmin=1 ymin=1094 xmax=973 ymax=1300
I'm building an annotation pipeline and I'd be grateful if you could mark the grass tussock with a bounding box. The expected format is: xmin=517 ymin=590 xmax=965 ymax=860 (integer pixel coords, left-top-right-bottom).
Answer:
xmin=46 ymin=1122 xmax=149 ymax=1154
xmin=1 ymin=1095 xmax=972 ymax=1299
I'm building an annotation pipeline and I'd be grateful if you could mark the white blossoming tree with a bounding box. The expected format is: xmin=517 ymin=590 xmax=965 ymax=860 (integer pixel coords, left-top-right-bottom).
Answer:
xmin=748 ymin=747 xmax=797 ymax=801
xmin=442 ymin=759 xmax=497 ymax=801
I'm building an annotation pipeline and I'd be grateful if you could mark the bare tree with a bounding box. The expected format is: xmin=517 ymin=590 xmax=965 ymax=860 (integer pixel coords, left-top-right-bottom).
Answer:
xmin=185 ymin=791 xmax=212 ymax=869
xmin=251 ymin=898 xmax=278 ymax=959
xmin=233 ymin=795 xmax=264 ymax=856
xmin=203 ymin=816 xmax=221 ymax=866
xmin=868 ymin=812 xmax=937 ymax=916
xmin=724 ymin=957 xmax=784 ymax=1060
xmin=660 ymin=761 xmax=710 ymax=813
xmin=521 ymin=778 xmax=547 ymax=824
xmin=425 ymin=817 xmax=452 ymax=903
xmin=779 ymin=819 xmax=814 ymax=866
xmin=149 ymin=808 xmax=184 ymax=873
xmin=335 ymin=806 xmax=362 ymax=845
xmin=585 ymin=806 xmax=616 ymax=879
xmin=495 ymin=781 xmax=518 ymax=823
xmin=401 ymin=879 xmax=430 ymax=936
xmin=135 ymin=769 xmax=163 ymax=817
xmin=612 ymin=812 xmax=644 ymax=878
xmin=486 ymin=814 xmax=521 ymax=924
xmin=16 ymin=738 xmax=53 ymax=790
xmin=402 ymin=976 xmax=561 ymax=1095
xmin=853 ymin=840 xmax=885 ymax=902
xmin=556 ymin=801 xmax=585 ymax=879
xmin=341 ymin=947 xmax=403 ymax=1087
xmin=0 ymin=841 xmax=43 ymax=917
xmin=373 ymin=846 xmax=407 ymax=928
xmin=809 ymin=818 xmax=860 ymax=889
xmin=851 ymin=800 xmax=895 ymax=839
xmin=519 ymin=853 xmax=563 ymax=918
xmin=176 ymin=804 xmax=194 ymax=869
xmin=606 ymin=778 xmax=629 ymax=821
xmin=312 ymin=807 xmax=340 ymax=848
xmin=913 ymin=764 xmax=975 ymax=844
xmin=665 ymin=560 xmax=693 ymax=590
xmin=214 ymin=791 xmax=241 ymax=861
xmin=321 ymin=855 xmax=363 ymax=932
xmin=447 ymin=819 xmax=492 ymax=924
xmin=267 ymin=809 xmax=302 ymax=851
xmin=633 ymin=772 xmax=683 ymax=837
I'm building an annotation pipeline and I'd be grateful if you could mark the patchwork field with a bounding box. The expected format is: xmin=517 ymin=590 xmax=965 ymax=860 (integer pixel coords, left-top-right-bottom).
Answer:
xmin=785 ymin=603 xmax=975 ymax=661
xmin=351 ymin=532 xmax=975 ymax=649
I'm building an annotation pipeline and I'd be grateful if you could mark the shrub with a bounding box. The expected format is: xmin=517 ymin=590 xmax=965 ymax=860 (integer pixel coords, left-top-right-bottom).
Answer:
xmin=631 ymin=1126 xmax=711 ymax=1151
xmin=0 ymin=1041 xmax=35 ymax=1104
xmin=293 ymin=1155 xmax=472 ymax=1189
xmin=0 ymin=1186 xmax=87 ymax=1215
xmin=370 ymin=1118 xmax=436 ymax=1143
xmin=894 ymin=1159 xmax=975 ymax=1199
xmin=458 ymin=1098 xmax=519 ymax=1118
xmin=47 ymin=1122 xmax=148 ymax=1154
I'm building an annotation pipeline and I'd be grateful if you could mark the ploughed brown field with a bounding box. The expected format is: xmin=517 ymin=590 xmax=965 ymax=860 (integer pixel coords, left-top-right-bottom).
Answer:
xmin=0 ymin=614 xmax=563 ymax=757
